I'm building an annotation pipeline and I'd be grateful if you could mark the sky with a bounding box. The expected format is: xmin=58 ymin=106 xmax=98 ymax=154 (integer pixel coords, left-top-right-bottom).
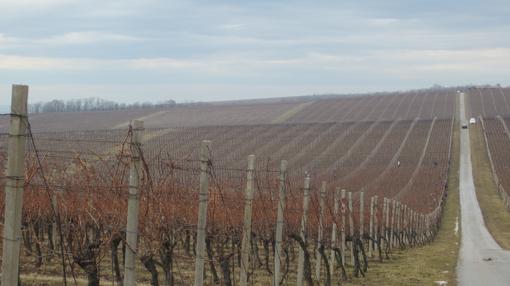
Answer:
xmin=0 ymin=0 xmax=509 ymax=104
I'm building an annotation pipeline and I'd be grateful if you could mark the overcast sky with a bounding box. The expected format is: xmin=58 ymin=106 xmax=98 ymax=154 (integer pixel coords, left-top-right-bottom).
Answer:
xmin=0 ymin=0 xmax=509 ymax=103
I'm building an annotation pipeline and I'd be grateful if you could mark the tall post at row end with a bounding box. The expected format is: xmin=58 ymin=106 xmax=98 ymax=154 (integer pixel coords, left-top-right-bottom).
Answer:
xmin=330 ymin=187 xmax=340 ymax=275
xmin=297 ymin=174 xmax=311 ymax=286
xmin=369 ymin=196 xmax=375 ymax=257
xmin=1 ymin=85 xmax=28 ymax=286
xmin=348 ymin=191 xmax=354 ymax=265
xmin=340 ymin=189 xmax=346 ymax=266
xmin=273 ymin=160 xmax=287 ymax=286
xmin=194 ymin=140 xmax=212 ymax=286
xmin=315 ymin=181 xmax=326 ymax=281
xmin=240 ymin=155 xmax=256 ymax=286
xmin=124 ymin=120 xmax=144 ymax=286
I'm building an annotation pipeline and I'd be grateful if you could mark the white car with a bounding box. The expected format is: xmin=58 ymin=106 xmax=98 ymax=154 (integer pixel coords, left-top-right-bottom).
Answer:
xmin=469 ymin=117 xmax=476 ymax=124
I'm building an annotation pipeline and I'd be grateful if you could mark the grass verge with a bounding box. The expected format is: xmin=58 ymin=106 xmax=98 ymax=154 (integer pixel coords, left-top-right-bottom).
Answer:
xmin=469 ymin=123 xmax=510 ymax=249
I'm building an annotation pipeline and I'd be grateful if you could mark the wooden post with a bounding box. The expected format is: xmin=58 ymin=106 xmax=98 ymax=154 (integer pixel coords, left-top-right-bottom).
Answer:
xmin=394 ymin=202 xmax=399 ymax=248
xmin=297 ymin=175 xmax=311 ymax=286
xmin=420 ymin=214 xmax=425 ymax=243
xmin=401 ymin=205 xmax=406 ymax=246
xmin=273 ymin=160 xmax=287 ymax=286
xmin=348 ymin=192 xmax=354 ymax=265
xmin=403 ymin=205 xmax=408 ymax=246
xmin=330 ymin=187 xmax=340 ymax=276
xmin=396 ymin=202 xmax=401 ymax=247
xmin=384 ymin=198 xmax=390 ymax=250
xmin=409 ymin=210 xmax=414 ymax=246
xmin=418 ymin=214 xmax=423 ymax=244
xmin=359 ymin=191 xmax=365 ymax=246
xmin=374 ymin=196 xmax=379 ymax=258
xmin=381 ymin=198 xmax=386 ymax=249
xmin=1 ymin=85 xmax=28 ymax=286
xmin=410 ymin=208 xmax=414 ymax=244
xmin=410 ymin=210 xmax=414 ymax=246
xmin=240 ymin=155 xmax=256 ymax=286
xmin=396 ymin=201 xmax=400 ymax=247
xmin=194 ymin=140 xmax=212 ymax=286
xmin=51 ymin=191 xmax=58 ymax=248
xmin=418 ymin=212 xmax=422 ymax=244
xmin=315 ymin=181 xmax=326 ymax=282
xmin=123 ymin=120 xmax=144 ymax=286
xmin=389 ymin=200 xmax=396 ymax=249
xmin=368 ymin=196 xmax=375 ymax=258
xmin=414 ymin=212 xmax=421 ymax=245
xmin=340 ymin=189 xmax=347 ymax=267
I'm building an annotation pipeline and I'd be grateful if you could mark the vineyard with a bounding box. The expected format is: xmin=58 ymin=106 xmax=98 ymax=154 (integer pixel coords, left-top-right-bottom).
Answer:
xmin=465 ymin=86 xmax=510 ymax=118
xmin=0 ymin=86 xmax=456 ymax=285
xmin=467 ymin=86 xmax=510 ymax=210
xmin=0 ymin=89 xmax=456 ymax=132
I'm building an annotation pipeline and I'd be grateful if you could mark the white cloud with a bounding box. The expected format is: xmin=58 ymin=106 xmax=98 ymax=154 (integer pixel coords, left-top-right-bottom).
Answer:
xmin=1 ymin=48 xmax=510 ymax=75
xmin=0 ymin=0 xmax=74 ymax=13
xmin=37 ymin=31 xmax=141 ymax=45
xmin=218 ymin=24 xmax=246 ymax=30
xmin=0 ymin=55 xmax=99 ymax=70
xmin=366 ymin=17 xmax=401 ymax=26
xmin=0 ymin=31 xmax=142 ymax=52
xmin=0 ymin=34 xmax=19 ymax=46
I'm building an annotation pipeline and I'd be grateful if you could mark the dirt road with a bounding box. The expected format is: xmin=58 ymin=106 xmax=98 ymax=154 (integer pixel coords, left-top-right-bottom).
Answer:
xmin=457 ymin=92 xmax=510 ymax=285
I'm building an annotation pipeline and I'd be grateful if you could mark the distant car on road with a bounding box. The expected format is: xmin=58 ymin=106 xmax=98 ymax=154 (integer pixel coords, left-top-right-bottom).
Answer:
xmin=470 ymin=117 xmax=476 ymax=124
xmin=462 ymin=123 xmax=468 ymax=129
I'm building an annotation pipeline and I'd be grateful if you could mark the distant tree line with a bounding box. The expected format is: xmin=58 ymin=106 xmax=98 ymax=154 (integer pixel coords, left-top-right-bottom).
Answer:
xmin=28 ymin=97 xmax=177 ymax=113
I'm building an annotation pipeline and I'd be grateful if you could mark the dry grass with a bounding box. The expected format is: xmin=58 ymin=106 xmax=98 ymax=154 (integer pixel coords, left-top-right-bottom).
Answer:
xmin=469 ymin=123 xmax=510 ymax=249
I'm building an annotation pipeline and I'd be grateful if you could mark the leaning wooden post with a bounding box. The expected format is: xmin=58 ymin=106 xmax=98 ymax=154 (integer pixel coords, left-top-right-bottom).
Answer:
xmin=194 ymin=140 xmax=212 ymax=286
xmin=315 ymin=181 xmax=326 ymax=282
xmin=329 ymin=187 xmax=340 ymax=276
xmin=297 ymin=174 xmax=311 ymax=286
xmin=123 ymin=120 xmax=144 ymax=286
xmin=348 ymin=191 xmax=354 ymax=266
xmin=368 ymin=196 xmax=375 ymax=258
xmin=240 ymin=155 xmax=256 ymax=286
xmin=273 ymin=160 xmax=287 ymax=286
xmin=1 ymin=85 xmax=28 ymax=286
xmin=340 ymin=189 xmax=347 ymax=267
